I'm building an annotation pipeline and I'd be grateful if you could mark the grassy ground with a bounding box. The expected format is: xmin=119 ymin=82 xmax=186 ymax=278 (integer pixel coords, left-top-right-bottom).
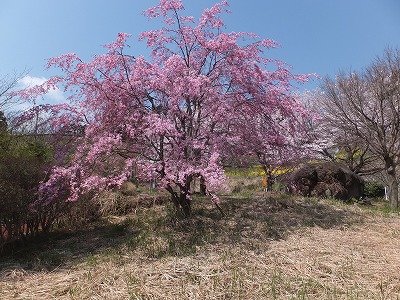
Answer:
xmin=1 ymin=186 xmax=400 ymax=299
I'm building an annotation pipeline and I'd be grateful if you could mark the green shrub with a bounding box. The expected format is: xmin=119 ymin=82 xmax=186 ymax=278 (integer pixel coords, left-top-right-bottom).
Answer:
xmin=0 ymin=133 xmax=71 ymax=251
xmin=364 ymin=181 xmax=385 ymax=198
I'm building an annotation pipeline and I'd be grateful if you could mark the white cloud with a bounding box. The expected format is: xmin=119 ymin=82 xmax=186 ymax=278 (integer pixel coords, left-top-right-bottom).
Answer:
xmin=18 ymin=75 xmax=65 ymax=103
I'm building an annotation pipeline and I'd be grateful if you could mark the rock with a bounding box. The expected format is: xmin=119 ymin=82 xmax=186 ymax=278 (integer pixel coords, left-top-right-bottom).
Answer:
xmin=288 ymin=162 xmax=364 ymax=201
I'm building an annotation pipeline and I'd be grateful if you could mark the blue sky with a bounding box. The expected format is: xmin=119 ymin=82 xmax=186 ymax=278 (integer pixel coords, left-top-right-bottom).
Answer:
xmin=1 ymin=0 xmax=399 ymax=103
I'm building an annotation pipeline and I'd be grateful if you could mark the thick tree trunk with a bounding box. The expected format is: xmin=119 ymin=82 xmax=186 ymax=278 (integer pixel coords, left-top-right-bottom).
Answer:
xmin=165 ymin=183 xmax=192 ymax=217
xmin=385 ymin=159 xmax=399 ymax=209
xmin=200 ymin=176 xmax=207 ymax=195
xmin=387 ymin=173 xmax=399 ymax=209
xmin=178 ymin=191 xmax=191 ymax=217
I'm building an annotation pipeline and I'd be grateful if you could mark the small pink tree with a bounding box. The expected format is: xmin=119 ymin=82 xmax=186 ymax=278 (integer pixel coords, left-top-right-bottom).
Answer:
xmin=226 ymin=92 xmax=314 ymax=190
xmin=21 ymin=0 xmax=311 ymax=216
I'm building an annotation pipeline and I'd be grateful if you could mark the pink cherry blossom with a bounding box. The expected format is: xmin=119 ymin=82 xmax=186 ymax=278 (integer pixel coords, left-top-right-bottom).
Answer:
xmin=19 ymin=0 xmax=314 ymax=216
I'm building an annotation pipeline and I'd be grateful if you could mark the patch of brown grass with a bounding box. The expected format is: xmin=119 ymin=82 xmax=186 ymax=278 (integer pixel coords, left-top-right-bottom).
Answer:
xmin=1 ymin=194 xmax=400 ymax=299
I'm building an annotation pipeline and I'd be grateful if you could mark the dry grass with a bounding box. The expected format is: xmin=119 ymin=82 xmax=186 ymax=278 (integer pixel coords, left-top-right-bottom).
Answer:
xmin=1 ymin=193 xmax=400 ymax=299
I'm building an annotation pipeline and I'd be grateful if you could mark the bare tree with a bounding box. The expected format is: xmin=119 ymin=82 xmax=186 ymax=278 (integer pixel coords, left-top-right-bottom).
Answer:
xmin=316 ymin=48 xmax=400 ymax=208
xmin=0 ymin=71 xmax=31 ymax=133
xmin=0 ymin=71 xmax=27 ymax=111
xmin=301 ymin=90 xmax=378 ymax=177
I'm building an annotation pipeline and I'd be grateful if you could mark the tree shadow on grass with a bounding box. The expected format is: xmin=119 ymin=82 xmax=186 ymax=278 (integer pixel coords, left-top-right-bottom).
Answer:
xmin=0 ymin=219 xmax=136 ymax=273
xmin=0 ymin=194 xmax=365 ymax=276
xmin=172 ymin=194 xmax=365 ymax=249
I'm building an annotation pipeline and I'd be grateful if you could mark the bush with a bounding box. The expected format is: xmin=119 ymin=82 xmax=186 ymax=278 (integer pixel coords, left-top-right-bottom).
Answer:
xmin=364 ymin=181 xmax=385 ymax=198
xmin=0 ymin=134 xmax=71 ymax=251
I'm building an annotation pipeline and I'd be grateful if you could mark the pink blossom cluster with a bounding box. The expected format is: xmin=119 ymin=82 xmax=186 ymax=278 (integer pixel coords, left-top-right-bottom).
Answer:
xmin=19 ymin=1 xmax=314 ymax=213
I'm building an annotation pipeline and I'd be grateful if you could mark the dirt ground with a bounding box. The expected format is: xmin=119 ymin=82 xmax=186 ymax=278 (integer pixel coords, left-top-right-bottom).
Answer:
xmin=1 ymin=195 xmax=400 ymax=299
